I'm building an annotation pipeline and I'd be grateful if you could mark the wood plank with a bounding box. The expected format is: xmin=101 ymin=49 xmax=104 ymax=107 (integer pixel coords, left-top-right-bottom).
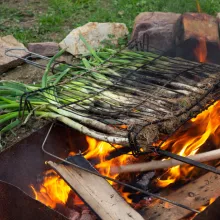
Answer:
xmin=143 ymin=166 xmax=220 ymax=220
xmin=48 ymin=160 xmax=144 ymax=220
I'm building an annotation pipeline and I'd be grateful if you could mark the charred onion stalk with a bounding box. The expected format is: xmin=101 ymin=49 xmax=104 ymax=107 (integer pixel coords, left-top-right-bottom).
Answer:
xmin=0 ymin=37 xmax=218 ymax=149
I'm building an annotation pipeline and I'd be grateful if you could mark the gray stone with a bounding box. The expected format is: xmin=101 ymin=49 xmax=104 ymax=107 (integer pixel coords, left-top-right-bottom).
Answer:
xmin=27 ymin=42 xmax=59 ymax=57
xmin=0 ymin=35 xmax=28 ymax=74
xmin=59 ymin=22 xmax=128 ymax=55
xmin=130 ymin=12 xmax=181 ymax=53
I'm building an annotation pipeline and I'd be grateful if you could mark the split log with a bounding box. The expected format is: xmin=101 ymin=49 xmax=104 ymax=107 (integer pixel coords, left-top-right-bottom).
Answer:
xmin=143 ymin=166 xmax=220 ymax=220
xmin=47 ymin=158 xmax=144 ymax=220
xmin=111 ymin=148 xmax=220 ymax=174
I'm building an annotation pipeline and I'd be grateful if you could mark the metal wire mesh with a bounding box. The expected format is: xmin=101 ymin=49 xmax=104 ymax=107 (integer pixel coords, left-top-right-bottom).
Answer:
xmin=13 ymin=41 xmax=220 ymax=156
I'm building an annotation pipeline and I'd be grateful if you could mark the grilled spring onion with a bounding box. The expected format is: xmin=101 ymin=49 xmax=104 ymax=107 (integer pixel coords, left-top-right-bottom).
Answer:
xmin=0 ymin=36 xmax=207 ymax=147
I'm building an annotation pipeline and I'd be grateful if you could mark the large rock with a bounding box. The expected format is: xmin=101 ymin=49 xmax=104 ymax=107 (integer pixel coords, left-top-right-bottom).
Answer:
xmin=130 ymin=12 xmax=181 ymax=53
xmin=174 ymin=13 xmax=220 ymax=63
xmin=174 ymin=13 xmax=219 ymax=45
xmin=59 ymin=22 xmax=128 ymax=55
xmin=27 ymin=42 xmax=59 ymax=57
xmin=0 ymin=35 xmax=28 ymax=74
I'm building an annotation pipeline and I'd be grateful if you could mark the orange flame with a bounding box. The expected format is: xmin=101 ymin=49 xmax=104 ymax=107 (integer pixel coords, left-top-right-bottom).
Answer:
xmin=30 ymin=136 xmax=135 ymax=208
xmin=84 ymin=136 xmax=136 ymax=200
xmin=194 ymin=37 xmax=207 ymax=63
xmin=83 ymin=136 xmax=135 ymax=183
xmin=30 ymin=170 xmax=71 ymax=208
xmin=157 ymin=101 xmax=220 ymax=187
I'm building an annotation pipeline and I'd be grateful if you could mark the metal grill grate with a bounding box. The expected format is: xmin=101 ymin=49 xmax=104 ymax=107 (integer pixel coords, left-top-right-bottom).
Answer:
xmin=13 ymin=43 xmax=219 ymax=156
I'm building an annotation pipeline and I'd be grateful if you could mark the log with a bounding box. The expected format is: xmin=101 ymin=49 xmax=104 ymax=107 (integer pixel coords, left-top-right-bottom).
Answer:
xmin=111 ymin=148 xmax=220 ymax=174
xmin=47 ymin=157 xmax=144 ymax=220
xmin=143 ymin=166 xmax=220 ymax=220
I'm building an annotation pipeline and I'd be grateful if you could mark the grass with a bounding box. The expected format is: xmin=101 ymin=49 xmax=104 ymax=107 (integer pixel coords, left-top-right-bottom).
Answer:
xmin=0 ymin=0 xmax=220 ymax=45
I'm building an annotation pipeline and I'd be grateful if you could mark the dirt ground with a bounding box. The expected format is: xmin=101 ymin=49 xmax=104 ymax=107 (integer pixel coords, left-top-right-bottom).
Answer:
xmin=0 ymin=51 xmax=74 ymax=150
xmin=0 ymin=60 xmax=45 ymax=84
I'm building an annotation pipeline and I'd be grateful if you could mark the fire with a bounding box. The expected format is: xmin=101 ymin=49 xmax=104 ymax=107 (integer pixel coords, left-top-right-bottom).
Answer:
xmin=85 ymin=136 xmax=135 ymax=198
xmin=30 ymin=98 xmax=219 ymax=209
xmin=194 ymin=37 xmax=207 ymax=62
xmin=157 ymin=101 xmax=220 ymax=187
xmin=30 ymin=170 xmax=71 ymax=208
xmin=85 ymin=137 xmax=134 ymax=173
xmin=30 ymin=136 xmax=134 ymax=209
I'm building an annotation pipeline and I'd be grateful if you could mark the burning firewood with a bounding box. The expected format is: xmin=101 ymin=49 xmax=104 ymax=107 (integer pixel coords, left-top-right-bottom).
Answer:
xmin=47 ymin=155 xmax=144 ymax=220
xmin=143 ymin=166 xmax=220 ymax=220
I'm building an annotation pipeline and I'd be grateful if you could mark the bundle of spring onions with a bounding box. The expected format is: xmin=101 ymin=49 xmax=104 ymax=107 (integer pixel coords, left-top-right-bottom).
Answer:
xmin=0 ymin=36 xmax=216 ymax=149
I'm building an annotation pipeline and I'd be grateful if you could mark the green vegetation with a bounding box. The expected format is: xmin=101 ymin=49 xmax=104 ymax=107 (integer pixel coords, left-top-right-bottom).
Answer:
xmin=0 ymin=0 xmax=220 ymax=44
